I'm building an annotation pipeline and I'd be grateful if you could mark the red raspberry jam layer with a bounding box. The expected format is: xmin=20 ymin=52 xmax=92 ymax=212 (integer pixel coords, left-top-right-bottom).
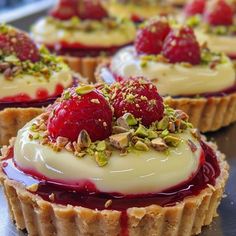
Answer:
xmin=2 ymin=141 xmax=220 ymax=211
xmin=46 ymin=42 xmax=132 ymax=57
xmin=0 ymin=78 xmax=78 ymax=111
xmin=99 ymin=65 xmax=236 ymax=98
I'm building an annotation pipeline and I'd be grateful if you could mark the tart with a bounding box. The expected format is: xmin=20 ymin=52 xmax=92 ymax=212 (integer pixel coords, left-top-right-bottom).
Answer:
xmin=96 ymin=17 xmax=236 ymax=132
xmin=0 ymin=79 xmax=229 ymax=236
xmin=183 ymin=0 xmax=236 ymax=60
xmin=104 ymin=0 xmax=175 ymax=23
xmin=31 ymin=0 xmax=136 ymax=83
xmin=0 ymin=24 xmax=75 ymax=145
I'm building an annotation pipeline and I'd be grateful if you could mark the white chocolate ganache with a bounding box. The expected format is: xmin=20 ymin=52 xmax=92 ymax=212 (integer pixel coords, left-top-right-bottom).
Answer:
xmin=110 ymin=46 xmax=235 ymax=96
xmin=14 ymin=118 xmax=202 ymax=195
xmin=32 ymin=17 xmax=136 ymax=48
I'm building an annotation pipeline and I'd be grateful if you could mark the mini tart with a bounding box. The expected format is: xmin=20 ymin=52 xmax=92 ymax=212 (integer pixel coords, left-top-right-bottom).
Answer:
xmin=104 ymin=0 xmax=175 ymax=22
xmin=0 ymin=94 xmax=229 ymax=236
xmin=96 ymin=45 xmax=236 ymax=132
xmin=31 ymin=16 xmax=136 ymax=83
xmin=0 ymin=47 xmax=74 ymax=145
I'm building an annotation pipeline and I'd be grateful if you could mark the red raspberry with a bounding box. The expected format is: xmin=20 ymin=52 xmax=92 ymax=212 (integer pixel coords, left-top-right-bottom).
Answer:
xmin=0 ymin=27 xmax=40 ymax=62
xmin=203 ymin=0 xmax=233 ymax=26
xmin=78 ymin=0 xmax=108 ymax=20
xmin=47 ymin=87 xmax=113 ymax=142
xmin=184 ymin=0 xmax=206 ymax=17
xmin=111 ymin=77 xmax=164 ymax=127
xmin=49 ymin=0 xmax=78 ymax=20
xmin=135 ymin=19 xmax=171 ymax=55
xmin=162 ymin=26 xmax=201 ymax=65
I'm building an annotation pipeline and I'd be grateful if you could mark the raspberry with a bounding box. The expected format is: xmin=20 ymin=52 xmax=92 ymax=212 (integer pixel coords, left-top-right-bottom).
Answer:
xmin=203 ymin=0 xmax=233 ymax=26
xmin=78 ymin=0 xmax=108 ymax=20
xmin=49 ymin=0 xmax=78 ymax=20
xmin=134 ymin=19 xmax=171 ymax=55
xmin=47 ymin=86 xmax=113 ymax=142
xmin=0 ymin=26 xmax=40 ymax=62
xmin=184 ymin=0 xmax=206 ymax=17
xmin=162 ymin=26 xmax=201 ymax=65
xmin=111 ymin=77 xmax=164 ymax=126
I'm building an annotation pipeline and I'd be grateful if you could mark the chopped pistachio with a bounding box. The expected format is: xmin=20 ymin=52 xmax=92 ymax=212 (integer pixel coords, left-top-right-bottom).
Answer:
xmin=116 ymin=116 xmax=130 ymax=129
xmin=147 ymin=130 xmax=158 ymax=139
xmin=151 ymin=138 xmax=168 ymax=151
xmin=95 ymin=151 xmax=108 ymax=167
xmin=75 ymin=85 xmax=94 ymax=95
xmin=123 ymin=113 xmax=137 ymax=126
xmin=168 ymin=122 xmax=175 ymax=133
xmin=134 ymin=124 xmax=148 ymax=138
xmin=109 ymin=132 xmax=132 ymax=149
xmin=157 ymin=116 xmax=169 ymax=130
xmin=56 ymin=136 xmax=69 ymax=147
xmin=96 ymin=141 xmax=106 ymax=151
xmin=77 ymin=130 xmax=91 ymax=148
xmin=134 ymin=140 xmax=149 ymax=151
xmin=161 ymin=129 xmax=169 ymax=137
xmin=112 ymin=126 xmax=129 ymax=134
xmin=164 ymin=135 xmax=181 ymax=147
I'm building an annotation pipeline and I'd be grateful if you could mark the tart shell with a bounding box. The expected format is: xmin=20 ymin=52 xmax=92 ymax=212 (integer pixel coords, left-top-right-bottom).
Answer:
xmin=0 ymin=107 xmax=43 ymax=146
xmin=62 ymin=56 xmax=108 ymax=83
xmin=0 ymin=143 xmax=229 ymax=236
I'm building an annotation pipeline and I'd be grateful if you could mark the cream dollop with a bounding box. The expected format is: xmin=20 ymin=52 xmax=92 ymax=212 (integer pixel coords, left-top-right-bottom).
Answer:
xmin=14 ymin=118 xmax=202 ymax=195
xmin=110 ymin=46 xmax=235 ymax=96
xmin=0 ymin=64 xmax=73 ymax=100
xmin=32 ymin=18 xmax=136 ymax=48
xmin=195 ymin=30 xmax=236 ymax=56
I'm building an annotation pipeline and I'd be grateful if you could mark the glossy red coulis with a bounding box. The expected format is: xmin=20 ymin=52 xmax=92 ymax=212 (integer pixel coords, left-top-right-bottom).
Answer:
xmin=99 ymin=65 xmax=236 ymax=98
xmin=47 ymin=42 xmax=132 ymax=57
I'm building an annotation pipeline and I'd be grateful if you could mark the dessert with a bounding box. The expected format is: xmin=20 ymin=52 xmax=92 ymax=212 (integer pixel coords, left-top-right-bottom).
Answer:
xmin=96 ymin=17 xmax=236 ymax=132
xmin=31 ymin=0 xmax=136 ymax=82
xmin=183 ymin=0 xmax=236 ymax=59
xmin=104 ymin=0 xmax=175 ymax=23
xmin=0 ymin=79 xmax=229 ymax=236
xmin=0 ymin=24 xmax=74 ymax=145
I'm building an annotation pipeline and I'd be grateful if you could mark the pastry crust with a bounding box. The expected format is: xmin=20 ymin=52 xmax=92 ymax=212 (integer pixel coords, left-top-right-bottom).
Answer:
xmin=95 ymin=64 xmax=236 ymax=133
xmin=62 ymin=56 xmax=108 ymax=83
xmin=0 ymin=107 xmax=43 ymax=146
xmin=0 ymin=143 xmax=229 ymax=236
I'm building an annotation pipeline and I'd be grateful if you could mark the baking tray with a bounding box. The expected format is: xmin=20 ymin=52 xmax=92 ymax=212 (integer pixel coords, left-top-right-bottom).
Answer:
xmin=0 ymin=122 xmax=236 ymax=236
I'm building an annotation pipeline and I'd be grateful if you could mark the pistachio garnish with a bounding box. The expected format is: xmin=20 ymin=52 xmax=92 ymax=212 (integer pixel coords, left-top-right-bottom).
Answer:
xmin=109 ymin=132 xmax=132 ymax=150
xmin=116 ymin=116 xmax=130 ymax=130
xmin=123 ymin=113 xmax=137 ymax=126
xmin=112 ymin=126 xmax=129 ymax=134
xmin=157 ymin=116 xmax=169 ymax=130
xmin=151 ymin=138 xmax=168 ymax=151
xmin=134 ymin=124 xmax=148 ymax=138
xmin=77 ymin=130 xmax=91 ymax=148
xmin=134 ymin=140 xmax=149 ymax=151
xmin=76 ymin=85 xmax=94 ymax=95
xmin=96 ymin=141 xmax=106 ymax=151
xmin=164 ymin=135 xmax=181 ymax=147
xmin=95 ymin=151 xmax=108 ymax=167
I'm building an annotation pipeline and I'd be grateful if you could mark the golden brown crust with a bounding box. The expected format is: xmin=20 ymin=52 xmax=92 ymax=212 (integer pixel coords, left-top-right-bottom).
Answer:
xmin=0 ymin=107 xmax=43 ymax=146
xmin=0 ymin=143 xmax=229 ymax=236
xmin=95 ymin=63 xmax=236 ymax=133
xmin=62 ymin=56 xmax=109 ymax=83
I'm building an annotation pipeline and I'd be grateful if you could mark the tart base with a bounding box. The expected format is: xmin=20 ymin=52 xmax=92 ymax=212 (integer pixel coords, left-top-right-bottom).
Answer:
xmin=0 ymin=143 xmax=229 ymax=236
xmin=0 ymin=107 xmax=43 ymax=146
xmin=63 ymin=56 xmax=108 ymax=83
xmin=164 ymin=93 xmax=236 ymax=133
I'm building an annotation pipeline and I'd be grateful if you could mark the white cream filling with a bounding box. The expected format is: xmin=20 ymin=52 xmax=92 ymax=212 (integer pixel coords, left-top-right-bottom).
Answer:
xmin=195 ymin=30 xmax=236 ymax=56
xmin=110 ymin=46 xmax=235 ymax=96
xmin=32 ymin=18 xmax=136 ymax=48
xmin=0 ymin=64 xmax=73 ymax=100
xmin=14 ymin=118 xmax=202 ymax=195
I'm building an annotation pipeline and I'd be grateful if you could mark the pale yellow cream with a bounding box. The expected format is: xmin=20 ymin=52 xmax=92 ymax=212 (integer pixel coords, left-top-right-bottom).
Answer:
xmin=110 ymin=46 xmax=235 ymax=96
xmin=0 ymin=64 xmax=73 ymax=100
xmin=32 ymin=18 xmax=136 ymax=47
xmin=14 ymin=118 xmax=202 ymax=195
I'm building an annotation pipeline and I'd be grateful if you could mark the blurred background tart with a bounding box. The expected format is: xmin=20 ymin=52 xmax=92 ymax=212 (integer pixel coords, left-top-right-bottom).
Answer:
xmin=96 ymin=17 xmax=236 ymax=132
xmin=0 ymin=80 xmax=229 ymax=235
xmin=0 ymin=24 xmax=74 ymax=145
xmin=103 ymin=0 xmax=175 ymax=23
xmin=31 ymin=0 xmax=136 ymax=82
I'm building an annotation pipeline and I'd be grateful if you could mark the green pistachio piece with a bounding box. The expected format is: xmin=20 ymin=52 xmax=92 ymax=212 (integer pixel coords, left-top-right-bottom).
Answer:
xmin=161 ymin=129 xmax=169 ymax=137
xmin=164 ymin=135 xmax=181 ymax=147
xmin=157 ymin=116 xmax=169 ymax=130
xmin=134 ymin=140 xmax=149 ymax=151
xmin=123 ymin=113 xmax=137 ymax=126
xmin=95 ymin=151 xmax=108 ymax=167
xmin=96 ymin=141 xmax=106 ymax=151
xmin=109 ymin=132 xmax=132 ymax=149
xmin=134 ymin=125 xmax=148 ymax=138
xmin=147 ymin=130 xmax=158 ymax=139
xmin=75 ymin=85 xmax=94 ymax=95
xmin=112 ymin=126 xmax=129 ymax=134
xmin=151 ymin=138 xmax=168 ymax=151
xmin=77 ymin=130 xmax=91 ymax=148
